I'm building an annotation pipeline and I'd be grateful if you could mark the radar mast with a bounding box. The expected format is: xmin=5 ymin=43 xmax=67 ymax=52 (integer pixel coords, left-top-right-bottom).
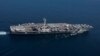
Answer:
xmin=43 ymin=18 xmax=47 ymax=27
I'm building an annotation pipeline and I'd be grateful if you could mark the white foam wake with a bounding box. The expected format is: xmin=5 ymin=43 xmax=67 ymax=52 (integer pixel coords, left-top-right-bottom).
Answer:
xmin=0 ymin=31 xmax=7 ymax=35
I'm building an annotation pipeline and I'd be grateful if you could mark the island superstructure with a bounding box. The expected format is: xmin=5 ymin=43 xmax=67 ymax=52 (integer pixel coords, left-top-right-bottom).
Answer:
xmin=10 ymin=18 xmax=93 ymax=35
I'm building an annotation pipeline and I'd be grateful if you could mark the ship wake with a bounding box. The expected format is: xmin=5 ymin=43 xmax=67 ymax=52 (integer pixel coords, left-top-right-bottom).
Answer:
xmin=0 ymin=31 xmax=8 ymax=35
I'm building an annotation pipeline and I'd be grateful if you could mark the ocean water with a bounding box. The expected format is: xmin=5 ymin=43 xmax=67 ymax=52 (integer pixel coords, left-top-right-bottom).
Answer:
xmin=0 ymin=0 xmax=100 ymax=56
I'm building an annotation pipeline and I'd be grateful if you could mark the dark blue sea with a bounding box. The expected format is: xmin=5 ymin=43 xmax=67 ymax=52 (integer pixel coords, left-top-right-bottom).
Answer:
xmin=0 ymin=0 xmax=100 ymax=56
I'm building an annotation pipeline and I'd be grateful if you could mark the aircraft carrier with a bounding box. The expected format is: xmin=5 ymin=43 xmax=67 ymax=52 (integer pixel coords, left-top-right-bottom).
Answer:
xmin=10 ymin=18 xmax=93 ymax=35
